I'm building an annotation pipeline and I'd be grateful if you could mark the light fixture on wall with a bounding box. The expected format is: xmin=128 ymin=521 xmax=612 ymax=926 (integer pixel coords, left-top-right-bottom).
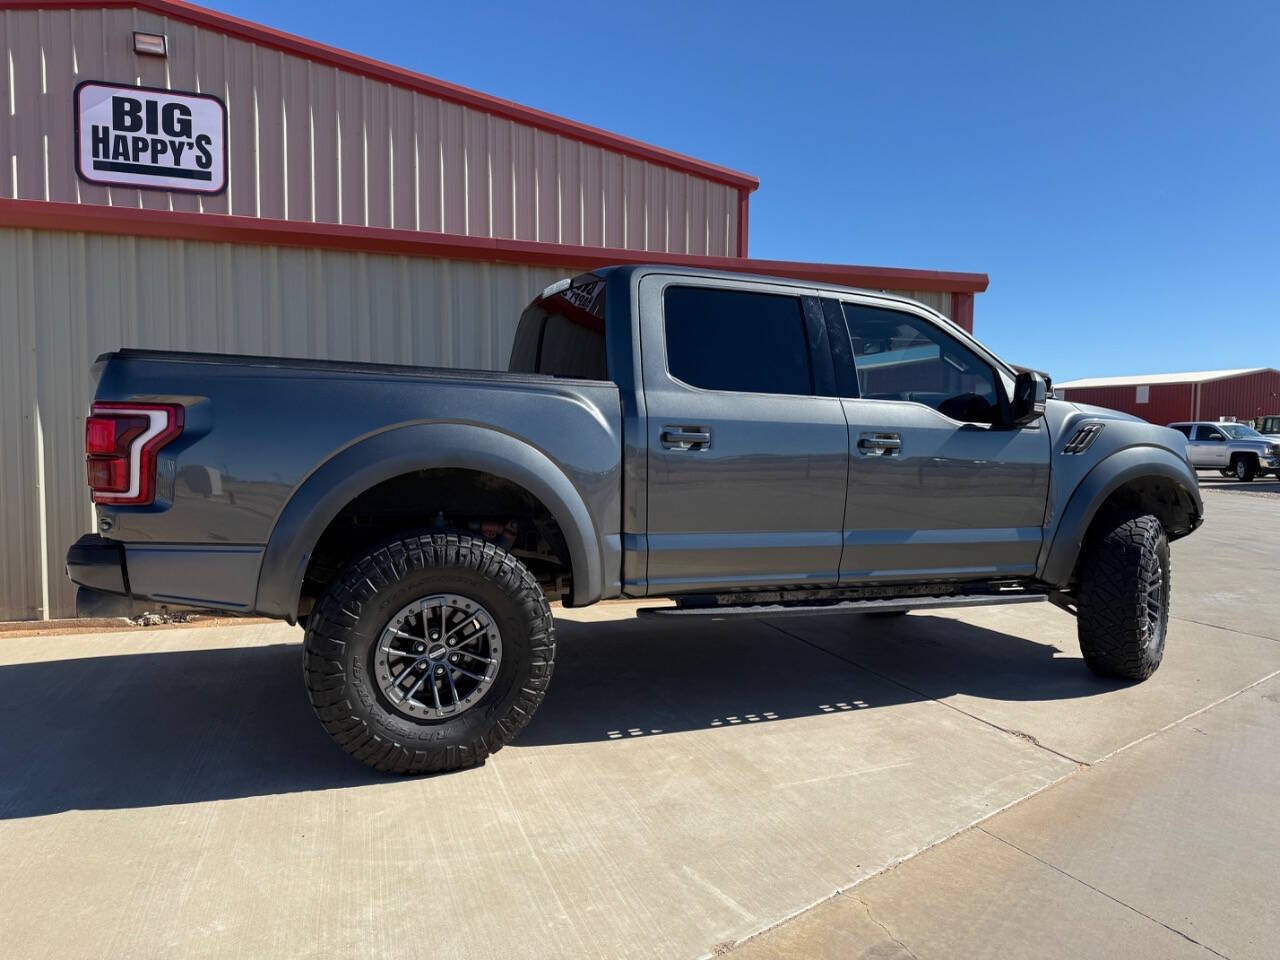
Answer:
xmin=133 ymin=31 xmax=168 ymax=57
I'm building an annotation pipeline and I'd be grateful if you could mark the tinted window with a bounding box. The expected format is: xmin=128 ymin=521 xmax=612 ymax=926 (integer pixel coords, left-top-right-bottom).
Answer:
xmin=1193 ymin=425 xmax=1224 ymax=441
xmin=1170 ymin=424 xmax=1192 ymax=438
xmin=842 ymin=303 xmax=1001 ymax=424
xmin=663 ymin=287 xmax=813 ymax=396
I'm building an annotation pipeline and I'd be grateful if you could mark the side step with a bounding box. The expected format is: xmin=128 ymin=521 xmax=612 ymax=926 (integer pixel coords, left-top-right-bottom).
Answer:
xmin=637 ymin=593 xmax=1045 ymax=619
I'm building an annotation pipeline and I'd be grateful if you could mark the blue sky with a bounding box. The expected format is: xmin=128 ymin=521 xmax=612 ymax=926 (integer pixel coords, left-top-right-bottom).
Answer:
xmin=218 ymin=0 xmax=1278 ymax=381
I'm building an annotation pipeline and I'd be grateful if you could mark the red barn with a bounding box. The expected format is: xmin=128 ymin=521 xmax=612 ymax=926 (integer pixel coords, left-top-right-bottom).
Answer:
xmin=1057 ymin=368 xmax=1280 ymax=426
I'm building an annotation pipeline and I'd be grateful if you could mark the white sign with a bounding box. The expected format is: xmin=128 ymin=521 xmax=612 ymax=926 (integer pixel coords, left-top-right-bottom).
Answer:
xmin=75 ymin=81 xmax=226 ymax=193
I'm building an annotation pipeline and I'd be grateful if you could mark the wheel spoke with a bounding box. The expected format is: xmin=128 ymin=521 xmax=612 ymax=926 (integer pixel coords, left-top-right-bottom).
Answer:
xmin=444 ymin=667 xmax=462 ymax=708
xmin=398 ymin=668 xmax=431 ymax=704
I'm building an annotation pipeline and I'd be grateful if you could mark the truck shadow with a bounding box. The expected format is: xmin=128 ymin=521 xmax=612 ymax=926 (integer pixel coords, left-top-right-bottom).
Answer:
xmin=0 ymin=614 xmax=1124 ymax=819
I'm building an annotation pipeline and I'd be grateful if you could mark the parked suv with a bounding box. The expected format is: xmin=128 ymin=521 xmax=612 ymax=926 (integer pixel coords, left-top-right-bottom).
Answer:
xmin=67 ymin=267 xmax=1204 ymax=774
xmin=1169 ymin=421 xmax=1280 ymax=480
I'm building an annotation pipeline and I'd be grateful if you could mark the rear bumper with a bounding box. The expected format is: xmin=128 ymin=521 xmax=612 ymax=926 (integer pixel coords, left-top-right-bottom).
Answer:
xmin=65 ymin=533 xmax=264 ymax=615
xmin=66 ymin=535 xmax=139 ymax=617
xmin=66 ymin=534 xmax=129 ymax=595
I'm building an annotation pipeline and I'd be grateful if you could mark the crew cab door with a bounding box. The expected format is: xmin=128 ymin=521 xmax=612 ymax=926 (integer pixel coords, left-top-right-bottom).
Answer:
xmin=639 ymin=276 xmax=848 ymax=593
xmin=1187 ymin=424 xmax=1228 ymax=467
xmin=825 ymin=297 xmax=1051 ymax=582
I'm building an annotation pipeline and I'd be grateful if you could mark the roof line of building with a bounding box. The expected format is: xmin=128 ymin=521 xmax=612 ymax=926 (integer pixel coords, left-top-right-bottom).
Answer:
xmin=1058 ymin=368 xmax=1275 ymax=389
xmin=0 ymin=198 xmax=991 ymax=294
xmin=14 ymin=0 xmax=761 ymax=193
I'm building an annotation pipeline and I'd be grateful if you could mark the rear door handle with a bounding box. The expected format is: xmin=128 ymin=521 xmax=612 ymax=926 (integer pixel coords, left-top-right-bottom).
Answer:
xmin=661 ymin=427 xmax=712 ymax=450
xmin=857 ymin=432 xmax=902 ymax=456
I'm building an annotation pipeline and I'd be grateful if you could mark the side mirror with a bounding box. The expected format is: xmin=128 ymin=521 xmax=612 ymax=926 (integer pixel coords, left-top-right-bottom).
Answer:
xmin=1010 ymin=371 xmax=1047 ymax=425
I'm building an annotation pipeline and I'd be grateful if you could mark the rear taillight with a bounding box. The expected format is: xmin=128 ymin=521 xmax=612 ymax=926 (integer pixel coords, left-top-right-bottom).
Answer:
xmin=85 ymin=402 xmax=184 ymax=505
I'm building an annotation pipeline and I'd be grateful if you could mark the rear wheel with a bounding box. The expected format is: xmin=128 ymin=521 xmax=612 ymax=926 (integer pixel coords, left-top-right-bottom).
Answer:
xmin=1233 ymin=455 xmax=1257 ymax=482
xmin=1076 ymin=513 xmax=1170 ymax=680
xmin=303 ymin=533 xmax=555 ymax=774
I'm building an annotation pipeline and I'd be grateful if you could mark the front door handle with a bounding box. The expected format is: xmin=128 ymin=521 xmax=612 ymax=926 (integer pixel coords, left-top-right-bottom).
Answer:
xmin=857 ymin=432 xmax=902 ymax=456
xmin=661 ymin=427 xmax=712 ymax=450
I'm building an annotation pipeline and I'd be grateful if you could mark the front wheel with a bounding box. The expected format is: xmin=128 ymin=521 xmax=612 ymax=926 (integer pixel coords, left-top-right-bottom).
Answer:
xmin=1076 ymin=513 xmax=1170 ymax=680
xmin=304 ymin=533 xmax=555 ymax=774
xmin=1233 ymin=456 xmax=1257 ymax=482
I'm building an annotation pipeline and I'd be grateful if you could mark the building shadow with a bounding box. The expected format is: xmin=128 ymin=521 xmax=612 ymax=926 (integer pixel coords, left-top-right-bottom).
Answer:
xmin=0 ymin=612 xmax=1124 ymax=819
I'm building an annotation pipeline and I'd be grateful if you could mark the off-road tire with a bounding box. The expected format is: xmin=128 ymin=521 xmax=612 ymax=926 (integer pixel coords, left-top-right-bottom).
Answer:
xmin=1232 ymin=455 xmax=1257 ymax=482
xmin=303 ymin=533 xmax=555 ymax=774
xmin=1076 ymin=513 xmax=1170 ymax=681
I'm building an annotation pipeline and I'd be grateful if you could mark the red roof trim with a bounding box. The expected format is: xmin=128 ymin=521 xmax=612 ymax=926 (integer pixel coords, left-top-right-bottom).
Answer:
xmin=14 ymin=0 xmax=759 ymax=192
xmin=0 ymin=199 xmax=989 ymax=294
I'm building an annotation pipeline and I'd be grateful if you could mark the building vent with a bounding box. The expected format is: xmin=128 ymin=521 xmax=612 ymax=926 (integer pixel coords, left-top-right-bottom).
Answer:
xmin=1063 ymin=423 xmax=1104 ymax=454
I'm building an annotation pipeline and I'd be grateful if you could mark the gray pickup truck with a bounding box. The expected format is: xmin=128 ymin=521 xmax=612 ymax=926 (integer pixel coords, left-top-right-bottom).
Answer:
xmin=67 ymin=266 xmax=1203 ymax=774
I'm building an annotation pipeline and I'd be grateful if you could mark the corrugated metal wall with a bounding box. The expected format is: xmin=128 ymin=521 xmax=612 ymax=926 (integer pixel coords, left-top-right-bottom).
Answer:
xmin=1059 ymin=373 xmax=1280 ymax=425
xmin=0 ymin=224 xmax=954 ymax=621
xmin=0 ymin=5 xmax=741 ymax=254
xmin=1198 ymin=370 xmax=1280 ymax=423
xmin=1057 ymin=383 xmax=1194 ymax=426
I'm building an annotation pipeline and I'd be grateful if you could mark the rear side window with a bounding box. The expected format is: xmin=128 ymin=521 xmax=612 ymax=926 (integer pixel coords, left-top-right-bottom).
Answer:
xmin=663 ymin=286 xmax=813 ymax=396
xmin=1170 ymin=424 xmax=1192 ymax=438
xmin=508 ymin=274 xmax=607 ymax=379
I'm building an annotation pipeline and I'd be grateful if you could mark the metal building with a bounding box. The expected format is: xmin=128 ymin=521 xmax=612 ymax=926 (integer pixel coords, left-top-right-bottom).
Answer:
xmin=1057 ymin=368 xmax=1280 ymax=426
xmin=0 ymin=0 xmax=989 ymax=621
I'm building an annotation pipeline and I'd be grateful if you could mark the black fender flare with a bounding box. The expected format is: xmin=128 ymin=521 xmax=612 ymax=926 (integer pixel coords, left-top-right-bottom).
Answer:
xmin=1039 ymin=445 xmax=1202 ymax=587
xmin=253 ymin=422 xmax=603 ymax=620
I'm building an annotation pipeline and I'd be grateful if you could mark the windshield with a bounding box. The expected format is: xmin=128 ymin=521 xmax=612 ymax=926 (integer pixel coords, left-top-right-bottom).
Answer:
xmin=1220 ymin=424 xmax=1263 ymax=439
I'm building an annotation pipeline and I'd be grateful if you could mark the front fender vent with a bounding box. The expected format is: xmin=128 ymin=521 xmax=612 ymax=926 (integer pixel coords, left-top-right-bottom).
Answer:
xmin=1063 ymin=422 xmax=1104 ymax=454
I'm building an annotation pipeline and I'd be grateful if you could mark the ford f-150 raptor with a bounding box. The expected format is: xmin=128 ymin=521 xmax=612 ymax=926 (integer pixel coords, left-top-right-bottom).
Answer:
xmin=67 ymin=266 xmax=1204 ymax=774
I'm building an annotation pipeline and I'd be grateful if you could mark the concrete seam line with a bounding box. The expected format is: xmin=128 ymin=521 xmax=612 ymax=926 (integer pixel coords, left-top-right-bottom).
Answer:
xmin=760 ymin=619 xmax=1090 ymax=767
xmin=1093 ymin=667 xmax=1280 ymax=766
xmin=976 ymin=827 xmax=1231 ymax=959
xmin=1171 ymin=613 xmax=1279 ymax=644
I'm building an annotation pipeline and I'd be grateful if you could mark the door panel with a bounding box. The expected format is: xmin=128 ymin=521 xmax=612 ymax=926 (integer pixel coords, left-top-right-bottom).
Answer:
xmin=1188 ymin=426 xmax=1227 ymax=467
xmin=640 ymin=277 xmax=849 ymax=593
xmin=840 ymin=399 xmax=1051 ymax=580
xmin=833 ymin=298 xmax=1051 ymax=582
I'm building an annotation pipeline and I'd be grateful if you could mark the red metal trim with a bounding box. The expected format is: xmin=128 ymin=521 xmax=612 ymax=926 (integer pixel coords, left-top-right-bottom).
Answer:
xmin=14 ymin=0 xmax=759 ymax=192
xmin=0 ymin=198 xmax=990 ymax=294
xmin=736 ymin=188 xmax=750 ymax=258
xmin=949 ymin=291 xmax=975 ymax=332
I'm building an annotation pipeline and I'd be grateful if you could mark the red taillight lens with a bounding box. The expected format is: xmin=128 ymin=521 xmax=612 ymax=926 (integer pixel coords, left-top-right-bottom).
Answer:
xmin=85 ymin=414 xmax=149 ymax=455
xmin=85 ymin=403 xmax=184 ymax=506
xmin=86 ymin=456 xmax=130 ymax=492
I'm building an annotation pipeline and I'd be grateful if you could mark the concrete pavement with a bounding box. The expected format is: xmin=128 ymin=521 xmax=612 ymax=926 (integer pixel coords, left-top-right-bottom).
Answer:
xmin=0 ymin=482 xmax=1276 ymax=959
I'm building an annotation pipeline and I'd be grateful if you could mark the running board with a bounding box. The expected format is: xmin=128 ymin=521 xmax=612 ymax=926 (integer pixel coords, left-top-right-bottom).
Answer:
xmin=637 ymin=593 xmax=1045 ymax=619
